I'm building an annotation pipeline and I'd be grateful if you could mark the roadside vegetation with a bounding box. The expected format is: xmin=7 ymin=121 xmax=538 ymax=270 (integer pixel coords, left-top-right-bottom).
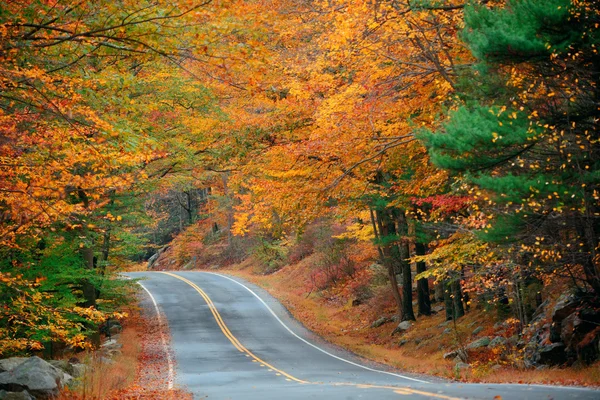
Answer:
xmin=1 ymin=0 xmax=599 ymax=395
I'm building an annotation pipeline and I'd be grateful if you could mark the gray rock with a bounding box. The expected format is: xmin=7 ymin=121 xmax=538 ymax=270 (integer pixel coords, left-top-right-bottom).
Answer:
xmin=398 ymin=339 xmax=408 ymax=347
xmin=466 ymin=336 xmax=491 ymax=350
xmin=371 ymin=317 xmax=389 ymax=328
xmin=101 ymin=338 xmax=123 ymax=351
xmin=443 ymin=349 xmax=467 ymax=361
xmin=490 ymin=364 xmax=503 ymax=372
xmin=472 ymin=326 xmax=484 ymax=335
xmin=489 ymin=336 xmax=508 ymax=348
xmin=432 ymin=305 xmax=444 ymax=313
xmin=0 ymin=356 xmax=65 ymax=399
xmin=552 ymin=294 xmax=580 ymax=323
xmin=70 ymin=364 xmax=86 ymax=379
xmin=442 ymin=328 xmax=451 ymax=335
xmin=98 ymin=357 xmax=114 ymax=365
xmin=147 ymin=252 xmax=159 ymax=269
xmin=0 ymin=359 xmax=27 ymax=374
xmin=0 ymin=390 xmax=34 ymax=400
xmin=48 ymin=360 xmax=71 ymax=375
xmin=391 ymin=320 xmax=412 ymax=335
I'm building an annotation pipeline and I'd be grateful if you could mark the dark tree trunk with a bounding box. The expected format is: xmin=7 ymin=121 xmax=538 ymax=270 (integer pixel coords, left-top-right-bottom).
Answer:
xmin=443 ymin=280 xmax=454 ymax=321
xmin=396 ymin=210 xmax=415 ymax=321
xmin=435 ymin=281 xmax=444 ymax=303
xmin=415 ymin=242 xmax=431 ymax=316
xmin=452 ymin=279 xmax=465 ymax=319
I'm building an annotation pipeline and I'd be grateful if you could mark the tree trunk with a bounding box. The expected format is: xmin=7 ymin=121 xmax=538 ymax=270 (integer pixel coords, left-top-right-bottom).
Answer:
xmin=415 ymin=242 xmax=431 ymax=316
xmin=373 ymin=208 xmax=404 ymax=320
xmin=435 ymin=281 xmax=444 ymax=303
xmin=443 ymin=280 xmax=454 ymax=321
xmin=396 ymin=209 xmax=415 ymax=321
xmin=452 ymin=279 xmax=465 ymax=319
xmin=77 ymin=187 xmax=97 ymax=308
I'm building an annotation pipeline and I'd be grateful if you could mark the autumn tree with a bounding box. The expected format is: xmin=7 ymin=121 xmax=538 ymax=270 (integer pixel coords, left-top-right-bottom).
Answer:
xmin=422 ymin=0 xmax=600 ymax=296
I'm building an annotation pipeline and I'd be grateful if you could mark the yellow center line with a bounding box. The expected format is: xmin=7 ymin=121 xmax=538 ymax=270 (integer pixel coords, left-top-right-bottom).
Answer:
xmin=160 ymin=272 xmax=309 ymax=384
xmin=157 ymin=272 xmax=464 ymax=399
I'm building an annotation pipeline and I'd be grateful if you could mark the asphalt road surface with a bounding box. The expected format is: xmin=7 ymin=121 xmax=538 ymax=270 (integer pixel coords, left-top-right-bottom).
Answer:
xmin=126 ymin=271 xmax=599 ymax=400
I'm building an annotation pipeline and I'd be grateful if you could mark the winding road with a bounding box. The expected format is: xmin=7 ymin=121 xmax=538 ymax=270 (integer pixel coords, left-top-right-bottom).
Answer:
xmin=126 ymin=271 xmax=599 ymax=399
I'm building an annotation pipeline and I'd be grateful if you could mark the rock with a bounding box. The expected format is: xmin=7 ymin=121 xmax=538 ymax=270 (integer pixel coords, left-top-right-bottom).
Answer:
xmin=0 ymin=356 xmax=66 ymax=399
xmin=0 ymin=390 xmax=34 ymax=400
xmin=438 ymin=320 xmax=451 ymax=327
xmin=70 ymin=364 xmax=86 ymax=379
xmin=490 ymin=364 xmax=503 ymax=372
xmin=443 ymin=351 xmax=456 ymax=360
xmin=466 ymin=336 xmax=491 ymax=350
xmin=443 ymin=349 xmax=467 ymax=362
xmin=531 ymin=300 xmax=549 ymax=322
xmin=489 ymin=336 xmax=508 ymax=348
xmin=472 ymin=326 xmax=484 ymax=335
xmin=538 ymin=342 xmax=567 ymax=365
xmin=414 ymin=338 xmax=422 ymax=345
xmin=147 ymin=252 xmax=159 ymax=269
xmin=442 ymin=328 xmax=451 ymax=335
xmin=48 ymin=360 xmax=71 ymax=375
xmin=101 ymin=320 xmax=122 ymax=336
xmin=371 ymin=317 xmax=389 ymax=328
xmin=98 ymin=357 xmax=114 ymax=365
xmin=549 ymin=323 xmax=562 ymax=343
xmin=0 ymin=359 xmax=27 ymax=374
xmin=560 ymin=313 xmax=580 ymax=347
xmin=432 ymin=305 xmax=444 ymax=313
xmin=391 ymin=321 xmax=412 ymax=335
xmin=101 ymin=338 xmax=123 ymax=351
xmin=552 ymin=294 xmax=580 ymax=323
xmin=398 ymin=339 xmax=408 ymax=347
xmin=493 ymin=322 xmax=504 ymax=330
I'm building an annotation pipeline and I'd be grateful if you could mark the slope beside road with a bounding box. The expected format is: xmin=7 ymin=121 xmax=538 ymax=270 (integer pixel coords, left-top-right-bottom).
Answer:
xmin=126 ymin=271 xmax=599 ymax=399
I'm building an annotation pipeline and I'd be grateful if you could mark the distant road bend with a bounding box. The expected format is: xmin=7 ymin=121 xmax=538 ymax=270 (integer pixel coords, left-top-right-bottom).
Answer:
xmin=126 ymin=271 xmax=600 ymax=400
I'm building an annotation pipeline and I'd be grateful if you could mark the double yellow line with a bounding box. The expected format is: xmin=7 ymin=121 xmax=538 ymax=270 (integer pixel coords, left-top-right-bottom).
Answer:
xmin=160 ymin=271 xmax=308 ymax=384
xmin=159 ymin=272 xmax=463 ymax=400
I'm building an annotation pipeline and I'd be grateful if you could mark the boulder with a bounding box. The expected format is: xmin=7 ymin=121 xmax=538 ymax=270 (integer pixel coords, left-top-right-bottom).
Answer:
xmin=0 ymin=390 xmax=34 ymax=400
xmin=0 ymin=357 xmax=67 ymax=399
xmin=147 ymin=252 xmax=160 ymax=269
xmin=371 ymin=317 xmax=389 ymax=328
xmin=552 ymin=294 xmax=580 ymax=323
xmin=70 ymin=364 xmax=86 ymax=379
xmin=443 ymin=349 xmax=467 ymax=362
xmin=538 ymin=342 xmax=567 ymax=365
xmin=489 ymin=336 xmax=508 ymax=348
xmin=432 ymin=305 xmax=444 ymax=313
xmin=391 ymin=321 xmax=412 ymax=335
xmin=472 ymin=326 xmax=484 ymax=335
xmin=466 ymin=337 xmax=491 ymax=350
xmin=0 ymin=359 xmax=27 ymax=374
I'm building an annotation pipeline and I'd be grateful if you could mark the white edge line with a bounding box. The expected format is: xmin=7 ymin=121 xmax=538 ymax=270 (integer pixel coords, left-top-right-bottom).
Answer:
xmin=139 ymin=282 xmax=175 ymax=390
xmin=200 ymin=271 xmax=430 ymax=384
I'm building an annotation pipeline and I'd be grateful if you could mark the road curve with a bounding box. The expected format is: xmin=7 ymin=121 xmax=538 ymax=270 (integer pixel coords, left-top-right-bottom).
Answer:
xmin=126 ymin=271 xmax=599 ymax=400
